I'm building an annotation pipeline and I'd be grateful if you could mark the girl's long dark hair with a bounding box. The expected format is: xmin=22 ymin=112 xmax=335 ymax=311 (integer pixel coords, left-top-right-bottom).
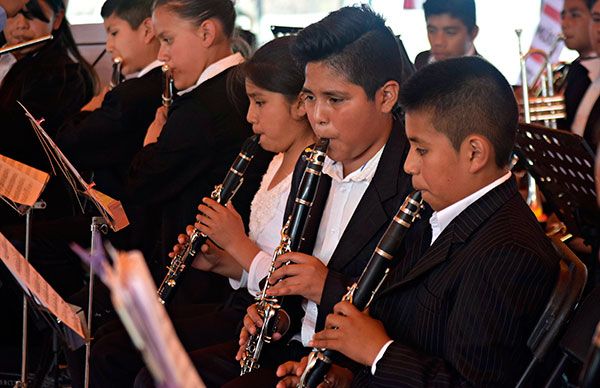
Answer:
xmin=42 ymin=0 xmax=99 ymax=93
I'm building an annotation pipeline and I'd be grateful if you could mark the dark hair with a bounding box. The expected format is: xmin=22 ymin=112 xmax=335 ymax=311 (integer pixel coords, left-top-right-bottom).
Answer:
xmin=586 ymin=0 xmax=598 ymax=9
xmin=291 ymin=5 xmax=404 ymax=100
xmin=423 ymin=0 xmax=477 ymax=33
xmin=399 ymin=56 xmax=518 ymax=168
xmin=227 ymin=36 xmax=304 ymax=116
xmin=244 ymin=36 xmax=303 ymax=100
xmin=152 ymin=0 xmax=236 ymax=37
xmin=101 ymin=0 xmax=153 ymax=29
xmin=27 ymin=0 xmax=98 ymax=93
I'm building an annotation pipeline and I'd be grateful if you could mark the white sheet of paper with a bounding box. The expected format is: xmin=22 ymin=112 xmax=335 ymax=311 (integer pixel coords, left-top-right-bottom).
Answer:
xmin=0 ymin=232 xmax=85 ymax=339
xmin=0 ymin=154 xmax=49 ymax=207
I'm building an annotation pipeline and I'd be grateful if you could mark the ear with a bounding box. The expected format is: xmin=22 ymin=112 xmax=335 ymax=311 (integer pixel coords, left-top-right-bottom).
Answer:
xmin=197 ymin=19 xmax=217 ymax=48
xmin=52 ymin=9 xmax=65 ymax=30
xmin=290 ymin=94 xmax=307 ymax=120
xmin=377 ymin=80 xmax=400 ymax=114
xmin=141 ymin=17 xmax=155 ymax=44
xmin=462 ymin=134 xmax=492 ymax=173
xmin=470 ymin=25 xmax=479 ymax=41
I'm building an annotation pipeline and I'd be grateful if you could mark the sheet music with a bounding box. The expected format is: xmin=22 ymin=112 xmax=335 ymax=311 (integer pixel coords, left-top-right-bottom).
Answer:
xmin=73 ymin=245 xmax=205 ymax=388
xmin=0 ymin=154 xmax=49 ymax=207
xmin=0 ymin=232 xmax=86 ymax=339
xmin=18 ymin=101 xmax=129 ymax=232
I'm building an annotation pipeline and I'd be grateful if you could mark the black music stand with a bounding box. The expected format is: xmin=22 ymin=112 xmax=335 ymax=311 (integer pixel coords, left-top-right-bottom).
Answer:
xmin=514 ymin=123 xmax=599 ymax=278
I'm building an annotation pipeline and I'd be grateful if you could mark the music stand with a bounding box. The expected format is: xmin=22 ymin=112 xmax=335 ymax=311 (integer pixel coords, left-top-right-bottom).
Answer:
xmin=18 ymin=103 xmax=129 ymax=388
xmin=514 ymin=123 xmax=599 ymax=271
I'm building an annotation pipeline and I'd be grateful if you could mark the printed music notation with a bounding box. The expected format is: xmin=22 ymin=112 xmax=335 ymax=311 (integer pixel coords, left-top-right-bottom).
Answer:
xmin=0 ymin=232 xmax=86 ymax=339
xmin=0 ymin=154 xmax=49 ymax=208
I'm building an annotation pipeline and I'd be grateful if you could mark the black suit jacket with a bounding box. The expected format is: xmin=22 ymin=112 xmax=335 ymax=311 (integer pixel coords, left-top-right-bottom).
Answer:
xmin=581 ymin=95 xmax=600 ymax=152
xmin=0 ymin=40 xmax=95 ymax=224
xmin=57 ymin=66 xmax=163 ymax=201
xmin=561 ymin=58 xmax=592 ymax=131
xmin=283 ymin=120 xmax=414 ymax=332
xmin=127 ymin=67 xmax=270 ymax=296
xmin=352 ymin=177 xmax=559 ymax=387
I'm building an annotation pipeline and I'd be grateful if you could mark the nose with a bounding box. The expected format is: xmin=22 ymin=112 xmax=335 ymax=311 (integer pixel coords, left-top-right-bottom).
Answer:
xmin=105 ymin=37 xmax=114 ymax=53
xmin=12 ymin=13 xmax=28 ymax=30
xmin=246 ymin=102 xmax=257 ymax=124
xmin=403 ymin=148 xmax=419 ymax=176
xmin=157 ymin=44 xmax=169 ymax=63
xmin=430 ymin=31 xmax=445 ymax=48
xmin=312 ymin=100 xmax=329 ymax=130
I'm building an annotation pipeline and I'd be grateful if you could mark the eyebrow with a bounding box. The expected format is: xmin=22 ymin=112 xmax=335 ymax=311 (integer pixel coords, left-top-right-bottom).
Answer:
xmin=301 ymin=87 xmax=348 ymax=97
xmin=408 ymin=136 xmax=426 ymax=144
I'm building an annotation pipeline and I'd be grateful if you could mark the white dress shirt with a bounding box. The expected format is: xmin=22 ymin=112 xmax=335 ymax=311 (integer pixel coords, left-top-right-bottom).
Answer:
xmin=0 ymin=52 xmax=16 ymax=83
xmin=177 ymin=52 xmax=244 ymax=96
xmin=371 ymin=171 xmax=512 ymax=374
xmin=230 ymin=153 xmax=292 ymax=297
xmin=293 ymin=146 xmax=385 ymax=346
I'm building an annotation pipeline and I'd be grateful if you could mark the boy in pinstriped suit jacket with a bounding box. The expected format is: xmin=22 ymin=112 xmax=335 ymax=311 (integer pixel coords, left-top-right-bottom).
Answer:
xmin=277 ymin=57 xmax=561 ymax=387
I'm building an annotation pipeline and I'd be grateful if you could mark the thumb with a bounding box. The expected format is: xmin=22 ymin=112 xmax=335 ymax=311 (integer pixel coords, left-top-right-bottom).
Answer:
xmin=226 ymin=201 xmax=241 ymax=217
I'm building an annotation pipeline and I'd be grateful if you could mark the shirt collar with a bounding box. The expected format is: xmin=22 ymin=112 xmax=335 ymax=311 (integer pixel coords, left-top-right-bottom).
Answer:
xmin=177 ymin=52 xmax=244 ymax=96
xmin=429 ymin=171 xmax=511 ymax=245
xmin=322 ymin=145 xmax=385 ymax=183
xmin=136 ymin=59 xmax=163 ymax=78
xmin=428 ymin=45 xmax=477 ymax=65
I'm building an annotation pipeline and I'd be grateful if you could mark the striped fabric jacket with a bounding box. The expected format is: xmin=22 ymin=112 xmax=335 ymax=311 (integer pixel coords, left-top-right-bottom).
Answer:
xmin=352 ymin=177 xmax=559 ymax=387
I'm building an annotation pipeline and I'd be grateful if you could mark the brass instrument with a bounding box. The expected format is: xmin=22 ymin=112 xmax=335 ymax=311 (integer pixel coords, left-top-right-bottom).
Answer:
xmin=156 ymin=135 xmax=261 ymax=304
xmin=161 ymin=64 xmax=174 ymax=108
xmin=515 ymin=29 xmax=563 ymax=221
xmin=298 ymin=191 xmax=424 ymax=388
xmin=109 ymin=57 xmax=123 ymax=90
xmin=0 ymin=35 xmax=53 ymax=55
xmin=240 ymin=138 xmax=329 ymax=375
xmin=516 ymin=30 xmax=566 ymax=129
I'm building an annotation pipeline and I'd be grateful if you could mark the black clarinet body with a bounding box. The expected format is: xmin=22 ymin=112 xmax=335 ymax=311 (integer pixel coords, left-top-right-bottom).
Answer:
xmin=299 ymin=190 xmax=424 ymax=388
xmin=156 ymin=134 xmax=261 ymax=304
xmin=240 ymin=138 xmax=329 ymax=375
xmin=109 ymin=57 xmax=123 ymax=90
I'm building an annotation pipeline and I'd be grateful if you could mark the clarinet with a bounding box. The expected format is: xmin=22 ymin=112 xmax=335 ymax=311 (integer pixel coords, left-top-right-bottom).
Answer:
xmin=161 ymin=64 xmax=174 ymax=108
xmin=240 ymin=138 xmax=329 ymax=375
xmin=109 ymin=57 xmax=123 ymax=90
xmin=156 ymin=134 xmax=261 ymax=304
xmin=298 ymin=190 xmax=424 ymax=388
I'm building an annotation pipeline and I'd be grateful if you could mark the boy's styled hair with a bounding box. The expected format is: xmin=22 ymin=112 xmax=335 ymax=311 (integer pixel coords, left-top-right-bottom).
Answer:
xmin=399 ymin=56 xmax=518 ymax=168
xmin=291 ymin=5 xmax=405 ymax=100
xmin=101 ymin=0 xmax=154 ymax=29
xmin=152 ymin=0 xmax=236 ymax=38
xmin=423 ymin=0 xmax=477 ymax=33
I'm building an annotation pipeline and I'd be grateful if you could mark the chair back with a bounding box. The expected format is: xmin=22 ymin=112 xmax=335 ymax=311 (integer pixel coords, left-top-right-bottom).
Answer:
xmin=515 ymin=237 xmax=588 ymax=387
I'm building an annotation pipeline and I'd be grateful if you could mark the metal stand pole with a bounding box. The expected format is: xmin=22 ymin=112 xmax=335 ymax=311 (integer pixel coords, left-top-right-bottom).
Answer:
xmin=15 ymin=201 xmax=45 ymax=388
xmin=83 ymin=216 xmax=107 ymax=388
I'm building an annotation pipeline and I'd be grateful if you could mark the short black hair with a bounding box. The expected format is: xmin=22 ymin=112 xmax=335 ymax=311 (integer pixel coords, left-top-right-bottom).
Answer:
xmin=101 ymin=0 xmax=154 ymax=29
xmin=152 ymin=0 xmax=236 ymax=38
xmin=586 ymin=0 xmax=598 ymax=9
xmin=399 ymin=56 xmax=518 ymax=168
xmin=291 ymin=5 xmax=405 ymax=100
xmin=423 ymin=0 xmax=477 ymax=33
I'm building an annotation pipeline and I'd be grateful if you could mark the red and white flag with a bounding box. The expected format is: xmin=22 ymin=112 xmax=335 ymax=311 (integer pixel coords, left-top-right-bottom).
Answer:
xmin=404 ymin=0 xmax=425 ymax=9
xmin=523 ymin=0 xmax=565 ymax=87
